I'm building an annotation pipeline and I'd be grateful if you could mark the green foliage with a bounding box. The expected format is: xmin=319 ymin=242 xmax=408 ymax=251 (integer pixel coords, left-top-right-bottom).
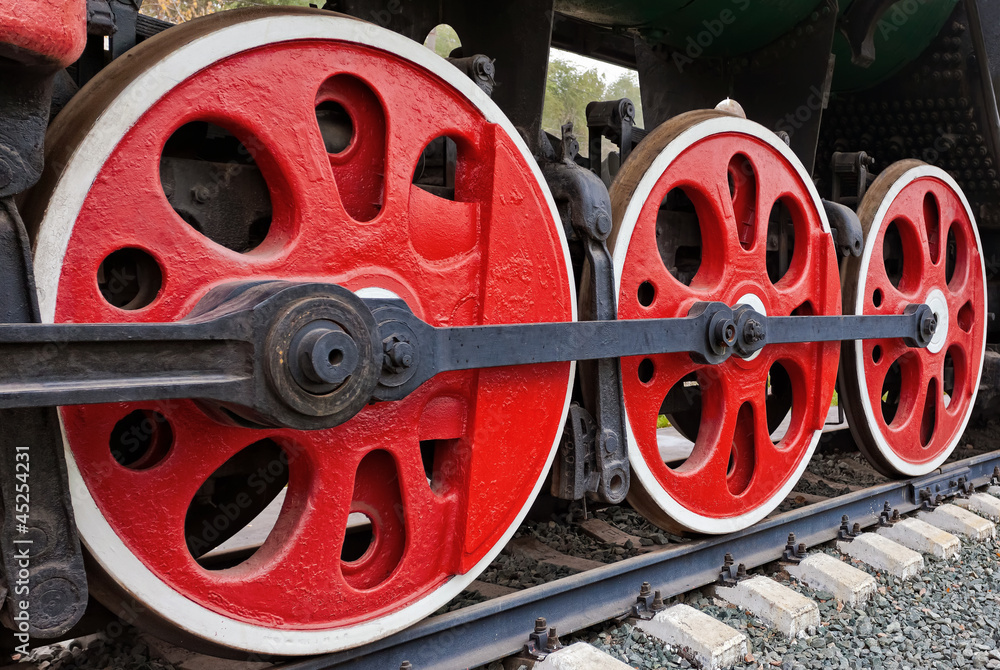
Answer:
xmin=542 ymin=58 xmax=606 ymax=140
xmin=656 ymin=415 xmax=671 ymax=429
xmin=144 ymin=0 xmax=312 ymax=23
xmin=542 ymin=57 xmax=643 ymax=156
xmin=425 ymin=25 xmax=461 ymax=59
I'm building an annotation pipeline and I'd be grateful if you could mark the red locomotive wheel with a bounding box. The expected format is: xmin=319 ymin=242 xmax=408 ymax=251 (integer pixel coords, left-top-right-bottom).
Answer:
xmin=610 ymin=111 xmax=841 ymax=534
xmin=24 ymin=8 xmax=575 ymax=656
xmin=841 ymin=160 xmax=987 ymax=478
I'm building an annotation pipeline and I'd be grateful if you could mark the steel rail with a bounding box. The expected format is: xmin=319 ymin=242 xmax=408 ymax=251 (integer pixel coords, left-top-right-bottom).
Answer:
xmin=276 ymin=450 xmax=1000 ymax=670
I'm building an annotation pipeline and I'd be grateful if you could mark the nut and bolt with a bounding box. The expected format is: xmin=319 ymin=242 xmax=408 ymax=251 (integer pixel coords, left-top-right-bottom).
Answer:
xmin=621 ymin=100 xmax=636 ymax=123
xmin=594 ymin=210 xmax=612 ymax=237
xmin=603 ymin=430 xmax=620 ymax=454
xmin=383 ymin=335 xmax=414 ymax=373
xmin=652 ymin=590 xmax=664 ymax=611
xmin=191 ymin=184 xmax=212 ymax=204
xmin=743 ymin=319 xmax=765 ymax=344
xmin=474 ymin=57 xmax=495 ymax=79
xmin=534 ymin=617 xmax=548 ymax=633
xmin=293 ymin=323 xmax=359 ymax=389
xmin=922 ymin=314 xmax=938 ymax=338
xmin=714 ymin=318 xmax=738 ymax=349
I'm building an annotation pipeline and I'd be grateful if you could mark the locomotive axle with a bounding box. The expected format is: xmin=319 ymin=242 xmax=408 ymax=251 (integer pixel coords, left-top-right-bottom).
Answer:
xmin=0 ymin=279 xmax=935 ymax=428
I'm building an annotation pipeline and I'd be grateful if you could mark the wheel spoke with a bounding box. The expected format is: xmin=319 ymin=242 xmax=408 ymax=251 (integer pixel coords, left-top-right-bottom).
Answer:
xmin=762 ymin=343 xmax=831 ymax=435
xmin=674 ymin=370 xmax=742 ymax=491
xmin=885 ymin=354 xmax=932 ymax=447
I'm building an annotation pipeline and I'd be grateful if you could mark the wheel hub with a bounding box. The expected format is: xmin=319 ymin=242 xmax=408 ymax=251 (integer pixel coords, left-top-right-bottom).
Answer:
xmin=923 ymin=288 xmax=948 ymax=354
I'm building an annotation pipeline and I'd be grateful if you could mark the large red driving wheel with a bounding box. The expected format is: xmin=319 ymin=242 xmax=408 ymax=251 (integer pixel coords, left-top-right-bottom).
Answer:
xmin=24 ymin=8 xmax=574 ymax=656
xmin=610 ymin=111 xmax=841 ymax=534
xmin=841 ymin=160 xmax=987 ymax=478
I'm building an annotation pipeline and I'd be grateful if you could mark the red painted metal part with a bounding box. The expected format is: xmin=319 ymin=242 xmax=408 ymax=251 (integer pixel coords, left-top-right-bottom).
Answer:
xmin=0 ymin=0 xmax=86 ymax=66
xmin=618 ymin=131 xmax=840 ymax=521
xmin=53 ymin=40 xmax=573 ymax=629
xmin=858 ymin=176 xmax=985 ymax=467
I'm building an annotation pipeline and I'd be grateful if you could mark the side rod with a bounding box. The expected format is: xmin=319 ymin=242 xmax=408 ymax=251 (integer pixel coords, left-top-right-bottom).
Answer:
xmin=0 ymin=301 xmax=935 ymax=411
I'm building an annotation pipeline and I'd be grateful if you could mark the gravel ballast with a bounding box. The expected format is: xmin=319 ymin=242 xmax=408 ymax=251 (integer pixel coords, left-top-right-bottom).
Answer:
xmin=560 ymin=531 xmax=1000 ymax=670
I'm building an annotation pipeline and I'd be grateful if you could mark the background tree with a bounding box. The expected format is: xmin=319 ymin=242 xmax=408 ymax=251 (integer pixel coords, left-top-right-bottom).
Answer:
xmin=144 ymin=0 xmax=311 ymax=22
xmin=425 ymin=25 xmax=461 ymax=58
xmin=542 ymin=58 xmax=606 ymax=140
xmin=542 ymin=58 xmax=644 ymax=157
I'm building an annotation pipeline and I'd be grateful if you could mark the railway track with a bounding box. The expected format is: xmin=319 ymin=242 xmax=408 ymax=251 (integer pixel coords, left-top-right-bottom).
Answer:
xmin=306 ymin=446 xmax=1000 ymax=668
xmin=11 ymin=425 xmax=998 ymax=670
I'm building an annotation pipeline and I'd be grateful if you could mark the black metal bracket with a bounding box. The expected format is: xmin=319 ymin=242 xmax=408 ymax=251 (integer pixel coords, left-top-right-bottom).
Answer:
xmin=878 ymin=502 xmax=901 ymax=528
xmin=822 ymin=199 xmax=864 ymax=258
xmin=551 ymin=404 xmax=600 ymax=501
xmin=631 ymin=581 xmax=665 ymax=620
xmin=830 ymin=151 xmax=875 ymax=209
xmin=918 ymin=488 xmax=943 ymax=511
xmin=0 ymin=200 xmax=86 ymax=638
xmin=780 ymin=533 xmax=807 ymax=564
xmin=838 ymin=0 xmax=903 ymax=67
xmin=539 ymin=137 xmax=630 ymax=504
xmin=837 ymin=514 xmax=862 ymax=542
xmin=86 ymin=0 xmax=116 ymax=35
xmin=76 ymin=0 xmax=141 ymax=86
xmin=508 ymin=616 xmax=562 ymax=666
xmin=910 ymin=466 xmax=974 ymax=508
xmin=955 ymin=476 xmax=974 ymax=499
xmin=0 ymin=64 xmax=58 ymax=198
xmin=718 ymin=552 xmax=747 ymax=587
xmin=586 ymin=98 xmax=645 ymax=182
